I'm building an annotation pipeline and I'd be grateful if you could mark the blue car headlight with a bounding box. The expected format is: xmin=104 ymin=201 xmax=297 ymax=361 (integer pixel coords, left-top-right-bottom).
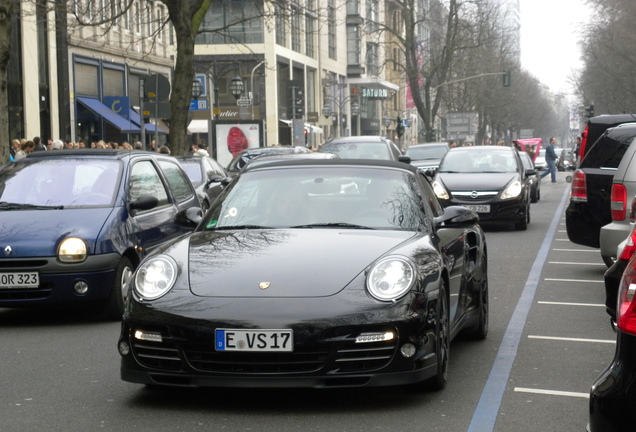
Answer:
xmin=134 ymin=256 xmax=178 ymax=300
xmin=367 ymin=256 xmax=416 ymax=301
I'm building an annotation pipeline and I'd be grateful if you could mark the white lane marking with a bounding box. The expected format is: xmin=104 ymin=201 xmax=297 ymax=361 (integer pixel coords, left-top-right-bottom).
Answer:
xmin=553 ymin=249 xmax=599 ymax=252
xmin=514 ymin=387 xmax=589 ymax=399
xmin=544 ymin=278 xmax=604 ymax=283
xmin=528 ymin=335 xmax=615 ymax=344
xmin=537 ymin=301 xmax=604 ymax=307
xmin=548 ymin=261 xmax=606 ymax=266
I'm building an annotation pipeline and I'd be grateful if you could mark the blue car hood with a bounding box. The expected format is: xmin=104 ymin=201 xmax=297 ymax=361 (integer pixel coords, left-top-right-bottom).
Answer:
xmin=0 ymin=208 xmax=114 ymax=257
xmin=187 ymin=229 xmax=416 ymax=298
xmin=438 ymin=172 xmax=517 ymax=191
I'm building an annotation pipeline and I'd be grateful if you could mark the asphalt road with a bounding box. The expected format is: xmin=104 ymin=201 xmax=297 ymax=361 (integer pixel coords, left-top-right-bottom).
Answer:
xmin=0 ymin=171 xmax=615 ymax=432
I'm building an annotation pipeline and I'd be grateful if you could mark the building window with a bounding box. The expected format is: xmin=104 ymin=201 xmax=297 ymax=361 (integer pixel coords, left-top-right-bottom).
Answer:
xmin=135 ymin=3 xmax=141 ymax=34
xmin=366 ymin=0 xmax=379 ymax=33
xmin=291 ymin=5 xmax=301 ymax=52
xmin=197 ymin=0 xmax=264 ymax=45
xmin=275 ymin=2 xmax=287 ymax=46
xmin=75 ymin=62 xmax=99 ymax=97
xmin=103 ymin=67 xmax=124 ymax=97
xmin=347 ymin=25 xmax=360 ymax=66
xmin=328 ymin=0 xmax=336 ymax=60
xmin=346 ymin=0 xmax=359 ymax=15
xmin=366 ymin=43 xmax=378 ymax=76
xmin=146 ymin=3 xmax=153 ymax=37
xmin=305 ymin=0 xmax=316 ymax=58
xmin=157 ymin=8 xmax=163 ymax=41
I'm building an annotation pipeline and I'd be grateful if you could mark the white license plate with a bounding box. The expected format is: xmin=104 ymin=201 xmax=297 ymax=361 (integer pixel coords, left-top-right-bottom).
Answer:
xmin=215 ymin=329 xmax=293 ymax=352
xmin=463 ymin=204 xmax=490 ymax=213
xmin=0 ymin=272 xmax=39 ymax=289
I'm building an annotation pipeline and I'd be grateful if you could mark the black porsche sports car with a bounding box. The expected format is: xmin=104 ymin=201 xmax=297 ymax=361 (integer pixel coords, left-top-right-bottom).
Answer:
xmin=118 ymin=159 xmax=488 ymax=390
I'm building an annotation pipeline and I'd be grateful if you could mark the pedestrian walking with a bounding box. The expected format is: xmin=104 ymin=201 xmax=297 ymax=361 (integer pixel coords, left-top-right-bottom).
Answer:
xmin=540 ymin=137 xmax=559 ymax=183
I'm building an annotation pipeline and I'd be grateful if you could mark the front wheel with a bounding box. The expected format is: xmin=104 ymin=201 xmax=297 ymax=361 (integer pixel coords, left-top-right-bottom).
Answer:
xmin=103 ymin=257 xmax=134 ymax=320
xmin=515 ymin=203 xmax=530 ymax=230
xmin=425 ymin=283 xmax=450 ymax=391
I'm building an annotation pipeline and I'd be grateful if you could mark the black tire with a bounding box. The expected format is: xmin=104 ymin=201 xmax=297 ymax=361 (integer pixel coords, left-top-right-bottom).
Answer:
xmin=515 ymin=204 xmax=529 ymax=230
xmin=465 ymin=257 xmax=489 ymax=340
xmin=103 ymin=257 xmax=134 ymax=321
xmin=424 ymin=283 xmax=450 ymax=391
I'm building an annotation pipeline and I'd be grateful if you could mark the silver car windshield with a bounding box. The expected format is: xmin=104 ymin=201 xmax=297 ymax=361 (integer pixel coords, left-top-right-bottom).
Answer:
xmin=204 ymin=166 xmax=429 ymax=231
xmin=0 ymin=159 xmax=122 ymax=208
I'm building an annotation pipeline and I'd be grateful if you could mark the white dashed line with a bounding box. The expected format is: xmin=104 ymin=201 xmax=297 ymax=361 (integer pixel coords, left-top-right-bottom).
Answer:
xmin=514 ymin=387 xmax=589 ymax=399
xmin=537 ymin=301 xmax=604 ymax=307
xmin=528 ymin=335 xmax=615 ymax=344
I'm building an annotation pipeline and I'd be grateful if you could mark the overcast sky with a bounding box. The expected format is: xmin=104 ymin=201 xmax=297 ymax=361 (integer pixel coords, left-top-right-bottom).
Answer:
xmin=519 ymin=0 xmax=591 ymax=93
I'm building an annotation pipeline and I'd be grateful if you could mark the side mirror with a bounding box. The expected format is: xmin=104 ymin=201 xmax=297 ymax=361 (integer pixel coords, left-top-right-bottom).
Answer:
xmin=424 ymin=168 xmax=437 ymax=180
xmin=525 ymin=168 xmax=537 ymax=176
xmin=398 ymin=155 xmax=411 ymax=164
xmin=175 ymin=206 xmax=203 ymax=228
xmin=129 ymin=195 xmax=158 ymax=213
xmin=434 ymin=205 xmax=479 ymax=229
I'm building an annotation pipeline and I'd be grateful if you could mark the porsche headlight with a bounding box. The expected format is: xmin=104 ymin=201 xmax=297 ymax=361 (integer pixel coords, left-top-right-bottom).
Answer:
xmin=367 ymin=256 xmax=416 ymax=301
xmin=432 ymin=181 xmax=449 ymax=200
xmin=501 ymin=180 xmax=522 ymax=200
xmin=134 ymin=256 xmax=178 ymax=300
xmin=58 ymin=237 xmax=87 ymax=263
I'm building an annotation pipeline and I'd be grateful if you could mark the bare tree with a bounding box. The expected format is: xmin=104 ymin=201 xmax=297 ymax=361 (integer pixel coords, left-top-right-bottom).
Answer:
xmin=0 ymin=0 xmax=15 ymax=163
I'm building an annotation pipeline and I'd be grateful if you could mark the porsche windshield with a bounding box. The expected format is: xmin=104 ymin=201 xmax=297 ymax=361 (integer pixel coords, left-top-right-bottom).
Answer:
xmin=204 ymin=166 xmax=428 ymax=231
xmin=0 ymin=159 xmax=122 ymax=208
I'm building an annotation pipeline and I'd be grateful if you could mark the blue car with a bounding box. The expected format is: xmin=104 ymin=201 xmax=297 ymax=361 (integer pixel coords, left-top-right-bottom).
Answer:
xmin=0 ymin=149 xmax=201 ymax=319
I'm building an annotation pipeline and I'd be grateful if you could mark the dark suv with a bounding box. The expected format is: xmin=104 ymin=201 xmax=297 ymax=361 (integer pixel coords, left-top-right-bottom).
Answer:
xmin=578 ymin=114 xmax=636 ymax=162
xmin=566 ymin=123 xmax=636 ymax=264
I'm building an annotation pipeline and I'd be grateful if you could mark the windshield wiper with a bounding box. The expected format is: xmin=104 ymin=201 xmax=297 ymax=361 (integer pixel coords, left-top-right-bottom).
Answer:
xmin=0 ymin=201 xmax=64 ymax=210
xmin=290 ymin=222 xmax=375 ymax=229
xmin=212 ymin=224 xmax=273 ymax=230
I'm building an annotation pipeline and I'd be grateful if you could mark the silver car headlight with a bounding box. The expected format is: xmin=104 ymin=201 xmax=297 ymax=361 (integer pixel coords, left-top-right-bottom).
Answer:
xmin=432 ymin=181 xmax=449 ymax=200
xmin=58 ymin=237 xmax=87 ymax=263
xmin=367 ymin=256 xmax=416 ymax=301
xmin=134 ymin=256 xmax=178 ymax=300
xmin=501 ymin=180 xmax=522 ymax=200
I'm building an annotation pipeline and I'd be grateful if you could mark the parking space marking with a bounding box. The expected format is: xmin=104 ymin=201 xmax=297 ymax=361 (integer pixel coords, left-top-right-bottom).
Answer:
xmin=538 ymin=301 xmax=604 ymax=307
xmin=514 ymin=387 xmax=589 ymax=399
xmin=544 ymin=278 xmax=603 ymax=283
xmin=467 ymin=188 xmax=570 ymax=432
xmin=548 ymin=261 xmax=606 ymax=266
xmin=528 ymin=335 xmax=616 ymax=344
xmin=553 ymin=249 xmax=599 ymax=252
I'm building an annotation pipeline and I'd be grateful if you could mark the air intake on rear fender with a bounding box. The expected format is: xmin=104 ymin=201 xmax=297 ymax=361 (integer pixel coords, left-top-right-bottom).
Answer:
xmin=570 ymin=169 xmax=587 ymax=202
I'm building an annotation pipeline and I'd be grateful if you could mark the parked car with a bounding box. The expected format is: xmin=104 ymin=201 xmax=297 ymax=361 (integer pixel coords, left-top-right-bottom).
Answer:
xmin=566 ymin=123 xmax=636 ymax=265
xmin=404 ymin=142 xmax=450 ymax=172
xmin=432 ymin=145 xmax=533 ymax=230
xmin=518 ymin=150 xmax=541 ymax=203
xmin=579 ymin=114 xmax=636 ymax=164
xmin=317 ymin=136 xmax=410 ymax=163
xmin=118 ymin=159 xmax=488 ymax=390
xmin=557 ymin=148 xmax=576 ymax=171
xmin=226 ymin=146 xmax=312 ymax=174
xmin=243 ymin=151 xmax=339 ymax=170
xmin=175 ymin=156 xmax=228 ymax=213
xmin=534 ymin=148 xmax=547 ymax=171
xmin=600 ymin=138 xmax=636 ymax=266
xmin=0 ymin=149 xmax=201 ymax=319
xmin=590 ymin=248 xmax=636 ymax=431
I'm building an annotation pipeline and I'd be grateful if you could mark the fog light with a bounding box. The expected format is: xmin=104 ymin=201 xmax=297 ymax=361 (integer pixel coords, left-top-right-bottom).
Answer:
xmin=134 ymin=330 xmax=163 ymax=343
xmin=73 ymin=280 xmax=89 ymax=295
xmin=400 ymin=343 xmax=416 ymax=358
xmin=355 ymin=332 xmax=395 ymax=343
xmin=118 ymin=340 xmax=130 ymax=356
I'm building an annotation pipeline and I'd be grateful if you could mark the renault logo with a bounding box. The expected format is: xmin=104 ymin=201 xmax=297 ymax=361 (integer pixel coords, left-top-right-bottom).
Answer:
xmin=259 ymin=282 xmax=271 ymax=290
xmin=4 ymin=245 xmax=12 ymax=256
xmin=471 ymin=191 xmax=478 ymax=199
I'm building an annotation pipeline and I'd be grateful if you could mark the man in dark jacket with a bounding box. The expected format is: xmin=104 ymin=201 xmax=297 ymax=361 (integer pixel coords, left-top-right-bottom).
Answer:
xmin=540 ymin=137 xmax=559 ymax=183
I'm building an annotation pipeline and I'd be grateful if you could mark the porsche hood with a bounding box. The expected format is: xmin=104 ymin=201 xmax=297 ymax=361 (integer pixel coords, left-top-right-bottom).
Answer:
xmin=186 ymin=229 xmax=416 ymax=298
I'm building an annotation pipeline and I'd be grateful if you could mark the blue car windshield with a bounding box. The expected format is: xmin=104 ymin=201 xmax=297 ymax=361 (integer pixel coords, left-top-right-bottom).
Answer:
xmin=203 ymin=166 xmax=429 ymax=231
xmin=0 ymin=159 xmax=122 ymax=207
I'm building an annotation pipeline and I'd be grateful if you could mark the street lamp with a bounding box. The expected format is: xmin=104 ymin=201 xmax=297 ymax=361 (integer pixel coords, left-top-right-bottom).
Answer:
xmin=322 ymin=105 xmax=332 ymax=118
xmin=191 ymin=79 xmax=203 ymax=100
xmin=229 ymin=74 xmax=244 ymax=98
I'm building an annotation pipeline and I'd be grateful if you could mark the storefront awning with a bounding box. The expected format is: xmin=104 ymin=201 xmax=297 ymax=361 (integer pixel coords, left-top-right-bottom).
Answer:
xmin=188 ymin=120 xmax=209 ymax=134
xmin=348 ymin=77 xmax=400 ymax=92
xmin=279 ymin=119 xmax=324 ymax=134
xmin=77 ymin=97 xmax=140 ymax=134
xmin=129 ymin=109 xmax=168 ymax=134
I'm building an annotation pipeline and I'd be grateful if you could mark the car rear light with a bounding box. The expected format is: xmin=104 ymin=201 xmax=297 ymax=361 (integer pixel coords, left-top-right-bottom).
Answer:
xmin=617 ymin=253 xmax=636 ymax=335
xmin=611 ymin=184 xmax=627 ymax=221
xmin=619 ymin=228 xmax=636 ymax=260
xmin=579 ymin=125 xmax=589 ymax=161
xmin=570 ymin=169 xmax=587 ymax=202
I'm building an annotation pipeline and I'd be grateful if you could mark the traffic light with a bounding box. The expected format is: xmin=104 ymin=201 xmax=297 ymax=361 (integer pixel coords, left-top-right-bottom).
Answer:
xmin=396 ymin=116 xmax=405 ymax=138
xmin=502 ymin=69 xmax=511 ymax=87
xmin=584 ymin=104 xmax=595 ymax=118
xmin=289 ymin=81 xmax=305 ymax=118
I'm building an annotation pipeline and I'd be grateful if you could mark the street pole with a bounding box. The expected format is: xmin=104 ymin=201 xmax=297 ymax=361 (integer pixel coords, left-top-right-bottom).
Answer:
xmin=251 ymin=60 xmax=266 ymax=120
xmin=140 ymin=79 xmax=146 ymax=149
